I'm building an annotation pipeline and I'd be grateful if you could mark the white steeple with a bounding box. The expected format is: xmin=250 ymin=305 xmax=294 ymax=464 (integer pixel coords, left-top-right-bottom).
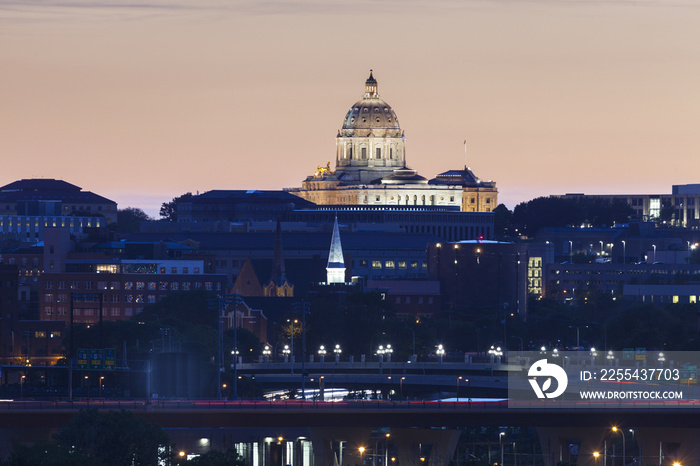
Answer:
xmin=326 ymin=215 xmax=346 ymax=284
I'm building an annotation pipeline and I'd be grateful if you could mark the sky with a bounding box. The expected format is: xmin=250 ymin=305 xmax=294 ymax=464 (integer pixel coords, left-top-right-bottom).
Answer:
xmin=2 ymin=0 xmax=700 ymax=218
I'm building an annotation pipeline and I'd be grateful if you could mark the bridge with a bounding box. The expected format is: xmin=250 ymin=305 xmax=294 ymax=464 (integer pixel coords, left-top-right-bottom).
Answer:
xmin=2 ymin=399 xmax=700 ymax=465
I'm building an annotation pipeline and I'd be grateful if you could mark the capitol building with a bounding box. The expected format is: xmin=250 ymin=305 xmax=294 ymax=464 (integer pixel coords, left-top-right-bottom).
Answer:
xmin=292 ymin=71 xmax=498 ymax=212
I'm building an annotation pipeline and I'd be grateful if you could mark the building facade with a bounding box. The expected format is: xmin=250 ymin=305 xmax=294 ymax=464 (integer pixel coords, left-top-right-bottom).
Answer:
xmin=0 ymin=179 xmax=118 ymax=225
xmin=292 ymin=71 xmax=498 ymax=211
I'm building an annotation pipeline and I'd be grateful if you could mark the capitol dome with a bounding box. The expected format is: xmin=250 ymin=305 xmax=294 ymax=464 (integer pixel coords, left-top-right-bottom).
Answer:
xmin=340 ymin=71 xmax=402 ymax=138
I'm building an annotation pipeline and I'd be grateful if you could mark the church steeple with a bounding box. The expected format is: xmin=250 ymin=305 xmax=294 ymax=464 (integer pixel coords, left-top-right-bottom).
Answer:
xmin=364 ymin=69 xmax=378 ymax=98
xmin=264 ymin=218 xmax=294 ymax=297
xmin=270 ymin=217 xmax=286 ymax=284
xmin=326 ymin=215 xmax=346 ymax=284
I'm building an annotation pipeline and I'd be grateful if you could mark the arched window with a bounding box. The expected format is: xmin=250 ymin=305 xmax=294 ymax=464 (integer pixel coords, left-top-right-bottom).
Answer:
xmin=376 ymin=147 xmax=381 ymax=159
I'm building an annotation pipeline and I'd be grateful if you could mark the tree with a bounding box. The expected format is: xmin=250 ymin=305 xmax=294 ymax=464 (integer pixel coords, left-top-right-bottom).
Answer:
xmin=160 ymin=192 xmax=193 ymax=222
xmin=3 ymin=409 xmax=170 ymax=466
xmin=116 ymin=207 xmax=153 ymax=234
xmin=492 ymin=203 xmax=514 ymax=238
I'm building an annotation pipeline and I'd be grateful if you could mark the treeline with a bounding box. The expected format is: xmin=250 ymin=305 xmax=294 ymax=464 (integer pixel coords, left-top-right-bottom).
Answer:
xmin=494 ymin=196 xmax=634 ymax=238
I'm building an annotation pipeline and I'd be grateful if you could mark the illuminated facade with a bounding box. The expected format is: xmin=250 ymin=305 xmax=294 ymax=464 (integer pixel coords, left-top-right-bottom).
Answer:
xmin=293 ymin=71 xmax=497 ymax=211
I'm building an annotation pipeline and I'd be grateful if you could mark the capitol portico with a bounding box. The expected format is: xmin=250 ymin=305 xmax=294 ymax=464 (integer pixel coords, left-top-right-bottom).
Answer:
xmin=292 ymin=71 xmax=498 ymax=212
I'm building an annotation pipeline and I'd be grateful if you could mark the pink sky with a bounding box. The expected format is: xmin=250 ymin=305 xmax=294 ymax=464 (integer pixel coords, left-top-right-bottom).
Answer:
xmin=2 ymin=0 xmax=700 ymax=217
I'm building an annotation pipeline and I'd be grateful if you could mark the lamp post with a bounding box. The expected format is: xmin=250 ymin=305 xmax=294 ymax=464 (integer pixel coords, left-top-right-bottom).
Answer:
xmin=282 ymin=344 xmax=290 ymax=363
xmin=20 ymin=375 xmax=25 ymax=399
xmin=333 ymin=344 xmax=342 ymax=363
xmin=436 ymin=344 xmax=445 ymax=364
xmin=569 ymin=240 xmax=573 ymax=262
xmin=99 ymin=376 xmax=104 ymax=400
xmin=318 ymin=345 xmax=327 ymax=363
xmin=593 ymin=451 xmax=600 ymax=466
xmin=457 ymin=376 xmax=463 ymax=402
xmin=600 ymin=241 xmax=604 ymax=256
xmin=499 ymin=432 xmax=505 ymax=466
xmin=84 ymin=375 xmax=90 ymax=402
xmin=622 ymin=240 xmax=626 ymax=264
xmin=569 ymin=325 xmax=588 ymax=351
xmin=289 ymin=319 xmax=298 ymax=371
xmin=400 ymin=376 xmax=405 ymax=400
xmin=652 ymin=244 xmax=657 ymax=263
xmin=262 ymin=345 xmax=271 ymax=362
xmin=612 ymin=426 xmax=626 ymax=466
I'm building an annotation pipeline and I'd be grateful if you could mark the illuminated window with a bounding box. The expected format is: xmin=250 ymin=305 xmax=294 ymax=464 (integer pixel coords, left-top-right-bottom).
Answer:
xmin=136 ymin=282 xmax=145 ymax=290
xmin=385 ymin=261 xmax=395 ymax=269
xmin=96 ymin=264 xmax=118 ymax=273
xmin=124 ymin=282 xmax=133 ymax=290
xmin=398 ymin=261 xmax=407 ymax=268
xmin=160 ymin=282 xmax=168 ymax=290
xmin=135 ymin=294 xmax=143 ymax=303
xmin=411 ymin=261 xmax=418 ymax=268
xmin=148 ymin=282 xmax=156 ymax=290
xmin=372 ymin=261 xmax=382 ymax=269
xmin=126 ymin=295 xmax=133 ymax=303
xmin=673 ymin=296 xmax=679 ymax=304
xmin=690 ymin=296 xmax=696 ymax=304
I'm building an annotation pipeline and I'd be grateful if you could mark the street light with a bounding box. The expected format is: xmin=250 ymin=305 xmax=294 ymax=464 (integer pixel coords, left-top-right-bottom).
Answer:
xmin=652 ymin=244 xmax=657 ymax=263
xmin=333 ymin=344 xmax=342 ymax=362
xmin=282 ymin=344 xmax=290 ymax=362
xmin=569 ymin=325 xmax=588 ymax=351
xmin=20 ymin=375 xmax=25 ymax=399
xmin=318 ymin=345 xmax=327 ymax=363
xmin=569 ymin=240 xmax=573 ymax=262
xmin=593 ymin=451 xmax=600 ymax=466
xmin=262 ymin=345 xmax=271 ymax=362
xmin=457 ymin=376 xmax=462 ymax=402
xmin=436 ymin=344 xmax=445 ymax=363
xmin=499 ymin=432 xmax=505 ymax=466
xmin=99 ymin=376 xmax=104 ymax=399
xmin=400 ymin=376 xmax=405 ymax=400
xmin=612 ymin=426 xmax=626 ymax=466
xmin=622 ymin=240 xmax=626 ymax=264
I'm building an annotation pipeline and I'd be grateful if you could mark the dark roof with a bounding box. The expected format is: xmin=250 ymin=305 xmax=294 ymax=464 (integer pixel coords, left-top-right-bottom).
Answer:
xmin=0 ymin=179 xmax=81 ymax=192
xmin=191 ymin=190 xmax=314 ymax=207
xmin=0 ymin=179 xmax=116 ymax=205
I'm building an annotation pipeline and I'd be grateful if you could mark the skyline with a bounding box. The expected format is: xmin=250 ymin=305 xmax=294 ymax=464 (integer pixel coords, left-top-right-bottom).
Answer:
xmin=3 ymin=0 xmax=700 ymax=218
